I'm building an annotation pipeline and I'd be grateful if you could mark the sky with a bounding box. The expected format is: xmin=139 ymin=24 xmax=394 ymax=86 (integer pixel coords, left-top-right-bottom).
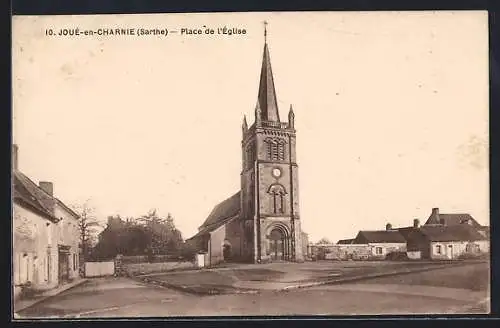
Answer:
xmin=12 ymin=11 xmax=489 ymax=243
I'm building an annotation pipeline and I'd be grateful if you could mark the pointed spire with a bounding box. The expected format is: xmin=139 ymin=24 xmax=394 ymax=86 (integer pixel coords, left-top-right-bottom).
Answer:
xmin=288 ymin=104 xmax=295 ymax=128
xmin=242 ymin=115 xmax=248 ymax=134
xmin=256 ymin=22 xmax=280 ymax=122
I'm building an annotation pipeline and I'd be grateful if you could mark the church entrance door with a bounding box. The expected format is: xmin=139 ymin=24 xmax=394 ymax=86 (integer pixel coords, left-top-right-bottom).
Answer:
xmin=269 ymin=228 xmax=287 ymax=261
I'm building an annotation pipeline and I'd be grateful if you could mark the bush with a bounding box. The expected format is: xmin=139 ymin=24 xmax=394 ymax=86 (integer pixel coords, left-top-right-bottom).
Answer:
xmin=386 ymin=251 xmax=409 ymax=261
xmin=180 ymin=243 xmax=198 ymax=261
xmin=457 ymin=252 xmax=489 ymax=260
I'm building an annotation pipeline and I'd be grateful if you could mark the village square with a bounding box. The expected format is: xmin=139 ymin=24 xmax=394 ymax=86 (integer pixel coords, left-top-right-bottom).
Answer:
xmin=12 ymin=15 xmax=490 ymax=318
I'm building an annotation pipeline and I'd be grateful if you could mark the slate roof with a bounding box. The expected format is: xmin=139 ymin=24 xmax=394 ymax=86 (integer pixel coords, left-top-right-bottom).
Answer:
xmin=477 ymin=226 xmax=490 ymax=239
xmin=337 ymin=238 xmax=354 ymax=244
xmin=13 ymin=171 xmax=58 ymax=222
xmin=397 ymin=226 xmax=417 ymax=240
xmin=425 ymin=213 xmax=479 ymax=227
xmin=354 ymin=230 xmax=407 ymax=244
xmin=189 ymin=213 xmax=239 ymax=241
xmin=55 ymin=198 xmax=80 ymax=219
xmin=188 ymin=191 xmax=241 ymax=240
xmin=418 ymin=224 xmax=487 ymax=242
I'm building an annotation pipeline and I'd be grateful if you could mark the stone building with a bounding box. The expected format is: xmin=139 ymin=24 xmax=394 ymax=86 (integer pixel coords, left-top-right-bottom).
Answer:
xmin=351 ymin=229 xmax=407 ymax=259
xmin=187 ymin=31 xmax=304 ymax=264
xmin=402 ymin=208 xmax=490 ymax=260
xmin=12 ymin=145 xmax=80 ymax=299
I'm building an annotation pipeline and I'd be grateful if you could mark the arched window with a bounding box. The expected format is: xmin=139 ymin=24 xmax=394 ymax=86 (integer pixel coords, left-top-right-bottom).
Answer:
xmin=264 ymin=138 xmax=286 ymax=161
xmin=268 ymin=184 xmax=286 ymax=214
xmin=246 ymin=144 xmax=255 ymax=169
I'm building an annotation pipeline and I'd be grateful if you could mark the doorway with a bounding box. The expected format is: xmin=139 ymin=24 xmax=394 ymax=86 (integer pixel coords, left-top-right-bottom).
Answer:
xmin=58 ymin=245 xmax=70 ymax=283
xmin=222 ymin=240 xmax=232 ymax=261
xmin=447 ymin=245 xmax=453 ymax=259
xmin=269 ymin=228 xmax=287 ymax=261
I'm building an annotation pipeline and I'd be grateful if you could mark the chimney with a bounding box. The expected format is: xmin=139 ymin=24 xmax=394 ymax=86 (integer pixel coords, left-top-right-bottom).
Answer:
xmin=39 ymin=181 xmax=54 ymax=196
xmin=386 ymin=223 xmax=392 ymax=230
xmin=12 ymin=144 xmax=18 ymax=171
xmin=413 ymin=219 xmax=420 ymax=228
xmin=430 ymin=207 xmax=440 ymax=224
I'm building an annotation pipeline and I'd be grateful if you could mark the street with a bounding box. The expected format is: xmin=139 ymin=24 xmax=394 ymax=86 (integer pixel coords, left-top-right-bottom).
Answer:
xmin=16 ymin=261 xmax=489 ymax=318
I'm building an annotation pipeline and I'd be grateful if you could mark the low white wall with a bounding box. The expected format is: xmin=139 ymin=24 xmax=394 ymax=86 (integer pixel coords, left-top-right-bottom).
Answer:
xmin=407 ymin=251 xmax=421 ymax=260
xmin=85 ymin=261 xmax=115 ymax=277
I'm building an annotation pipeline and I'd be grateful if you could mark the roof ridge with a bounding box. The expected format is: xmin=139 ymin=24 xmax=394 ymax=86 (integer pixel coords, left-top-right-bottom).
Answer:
xmin=13 ymin=173 xmax=57 ymax=221
xmin=14 ymin=172 xmax=51 ymax=210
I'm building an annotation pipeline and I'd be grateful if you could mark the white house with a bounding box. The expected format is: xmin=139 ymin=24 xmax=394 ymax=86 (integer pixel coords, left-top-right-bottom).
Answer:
xmin=12 ymin=145 xmax=80 ymax=300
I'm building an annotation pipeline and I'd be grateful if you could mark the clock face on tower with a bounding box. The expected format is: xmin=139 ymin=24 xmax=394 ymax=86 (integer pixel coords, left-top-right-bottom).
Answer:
xmin=272 ymin=168 xmax=282 ymax=178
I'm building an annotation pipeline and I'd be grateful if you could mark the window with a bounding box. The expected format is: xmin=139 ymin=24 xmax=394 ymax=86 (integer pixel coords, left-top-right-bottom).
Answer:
xmin=435 ymin=245 xmax=442 ymax=255
xmin=376 ymin=247 xmax=383 ymax=255
xmin=268 ymin=184 xmax=286 ymax=214
xmin=47 ymin=224 xmax=52 ymax=245
xmin=265 ymin=138 xmax=286 ymax=161
xmin=246 ymin=145 xmax=255 ymax=169
xmin=73 ymin=254 xmax=77 ymax=271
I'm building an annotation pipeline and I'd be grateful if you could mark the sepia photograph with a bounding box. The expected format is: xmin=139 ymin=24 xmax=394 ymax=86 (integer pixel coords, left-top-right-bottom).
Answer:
xmin=11 ymin=11 xmax=490 ymax=318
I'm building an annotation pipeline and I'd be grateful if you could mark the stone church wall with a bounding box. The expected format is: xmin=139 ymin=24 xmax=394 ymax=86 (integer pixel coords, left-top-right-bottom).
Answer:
xmin=208 ymin=225 xmax=225 ymax=267
xmin=257 ymin=164 xmax=292 ymax=216
xmin=294 ymin=220 xmax=304 ymax=261
xmin=240 ymin=219 xmax=255 ymax=262
xmin=224 ymin=218 xmax=242 ymax=261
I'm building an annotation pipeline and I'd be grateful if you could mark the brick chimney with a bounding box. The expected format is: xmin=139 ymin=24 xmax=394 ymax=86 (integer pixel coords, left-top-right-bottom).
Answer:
xmin=430 ymin=207 xmax=440 ymax=224
xmin=386 ymin=223 xmax=392 ymax=230
xmin=413 ymin=218 xmax=420 ymax=228
xmin=39 ymin=181 xmax=54 ymax=196
xmin=12 ymin=144 xmax=18 ymax=171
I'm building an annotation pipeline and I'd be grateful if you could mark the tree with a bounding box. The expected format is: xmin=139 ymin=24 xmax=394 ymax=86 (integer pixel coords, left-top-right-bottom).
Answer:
xmin=72 ymin=200 xmax=102 ymax=261
xmin=316 ymin=237 xmax=332 ymax=245
xmin=91 ymin=210 xmax=184 ymax=261
xmin=136 ymin=209 xmax=184 ymax=255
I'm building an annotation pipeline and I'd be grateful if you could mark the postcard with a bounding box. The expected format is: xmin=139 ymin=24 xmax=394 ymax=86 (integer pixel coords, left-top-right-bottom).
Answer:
xmin=12 ymin=11 xmax=490 ymax=318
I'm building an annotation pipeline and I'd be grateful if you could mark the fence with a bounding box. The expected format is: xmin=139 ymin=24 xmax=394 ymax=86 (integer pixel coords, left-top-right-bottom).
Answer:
xmin=84 ymin=261 xmax=115 ymax=277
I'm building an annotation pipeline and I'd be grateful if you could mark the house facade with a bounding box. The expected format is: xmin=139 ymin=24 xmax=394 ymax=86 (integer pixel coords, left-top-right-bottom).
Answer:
xmin=404 ymin=208 xmax=489 ymax=260
xmin=313 ymin=208 xmax=489 ymax=262
xmin=406 ymin=224 xmax=489 ymax=260
xmin=393 ymin=208 xmax=489 ymax=260
xmin=12 ymin=145 xmax=80 ymax=300
xmin=187 ymin=28 xmax=305 ymax=265
xmin=351 ymin=229 xmax=407 ymax=259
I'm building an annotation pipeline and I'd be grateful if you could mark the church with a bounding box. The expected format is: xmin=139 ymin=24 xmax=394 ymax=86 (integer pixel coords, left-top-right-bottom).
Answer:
xmin=187 ymin=28 xmax=307 ymax=265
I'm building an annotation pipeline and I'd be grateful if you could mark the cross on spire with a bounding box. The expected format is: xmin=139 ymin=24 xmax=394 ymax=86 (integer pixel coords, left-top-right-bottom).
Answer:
xmin=264 ymin=20 xmax=268 ymax=43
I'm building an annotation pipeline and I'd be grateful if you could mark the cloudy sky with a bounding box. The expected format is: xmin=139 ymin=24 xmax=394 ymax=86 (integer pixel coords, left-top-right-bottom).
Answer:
xmin=12 ymin=11 xmax=489 ymax=243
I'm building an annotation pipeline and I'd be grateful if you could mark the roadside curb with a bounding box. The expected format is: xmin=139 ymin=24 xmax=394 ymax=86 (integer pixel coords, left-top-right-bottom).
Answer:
xmin=14 ymin=279 xmax=89 ymax=314
xmin=280 ymin=262 xmax=476 ymax=291
xmin=130 ymin=275 xmax=259 ymax=296
xmin=131 ymin=260 xmax=483 ymax=296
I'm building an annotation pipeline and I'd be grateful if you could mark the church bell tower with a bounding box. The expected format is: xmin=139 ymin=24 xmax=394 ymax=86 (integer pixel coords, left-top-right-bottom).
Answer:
xmin=240 ymin=23 xmax=303 ymax=263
